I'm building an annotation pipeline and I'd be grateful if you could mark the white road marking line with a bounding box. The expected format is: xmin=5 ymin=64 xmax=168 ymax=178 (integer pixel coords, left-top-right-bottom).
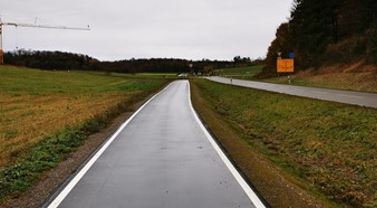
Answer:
xmin=187 ymin=81 xmax=266 ymax=208
xmin=47 ymin=82 xmax=174 ymax=208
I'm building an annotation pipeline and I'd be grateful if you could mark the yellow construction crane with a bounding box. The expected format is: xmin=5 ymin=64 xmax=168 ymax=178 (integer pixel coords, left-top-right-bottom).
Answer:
xmin=0 ymin=17 xmax=90 ymax=64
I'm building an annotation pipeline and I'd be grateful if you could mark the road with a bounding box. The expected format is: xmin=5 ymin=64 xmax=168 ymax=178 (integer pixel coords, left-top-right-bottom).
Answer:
xmin=47 ymin=80 xmax=264 ymax=208
xmin=207 ymin=76 xmax=377 ymax=108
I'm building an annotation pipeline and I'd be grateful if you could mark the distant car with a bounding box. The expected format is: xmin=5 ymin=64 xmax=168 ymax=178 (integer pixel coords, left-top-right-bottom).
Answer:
xmin=177 ymin=73 xmax=188 ymax=79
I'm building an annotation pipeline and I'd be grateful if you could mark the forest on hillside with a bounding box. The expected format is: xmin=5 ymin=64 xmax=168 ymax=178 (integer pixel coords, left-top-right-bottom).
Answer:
xmin=4 ymin=50 xmax=252 ymax=74
xmin=265 ymin=0 xmax=377 ymax=73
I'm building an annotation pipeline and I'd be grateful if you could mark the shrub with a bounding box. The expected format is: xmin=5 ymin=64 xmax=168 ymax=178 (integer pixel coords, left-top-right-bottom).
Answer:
xmin=324 ymin=36 xmax=367 ymax=63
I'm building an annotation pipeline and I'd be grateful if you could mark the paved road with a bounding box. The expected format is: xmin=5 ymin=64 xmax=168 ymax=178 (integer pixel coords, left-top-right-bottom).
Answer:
xmin=47 ymin=80 xmax=264 ymax=208
xmin=208 ymin=76 xmax=377 ymax=108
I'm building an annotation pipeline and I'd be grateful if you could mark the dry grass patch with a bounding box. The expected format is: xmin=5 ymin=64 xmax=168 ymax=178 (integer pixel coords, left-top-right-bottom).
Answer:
xmin=0 ymin=65 xmax=170 ymax=202
xmin=0 ymin=65 xmax=168 ymax=168
xmin=0 ymin=92 xmax=136 ymax=167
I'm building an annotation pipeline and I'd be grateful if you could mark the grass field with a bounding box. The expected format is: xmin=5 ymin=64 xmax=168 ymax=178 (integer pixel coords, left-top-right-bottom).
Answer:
xmin=135 ymin=72 xmax=177 ymax=77
xmin=0 ymin=66 xmax=170 ymax=201
xmin=0 ymin=65 xmax=169 ymax=167
xmin=191 ymin=78 xmax=377 ymax=207
xmin=215 ymin=65 xmax=263 ymax=79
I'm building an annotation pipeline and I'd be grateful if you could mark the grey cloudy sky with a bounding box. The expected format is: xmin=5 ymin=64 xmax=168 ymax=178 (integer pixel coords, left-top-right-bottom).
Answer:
xmin=1 ymin=0 xmax=292 ymax=61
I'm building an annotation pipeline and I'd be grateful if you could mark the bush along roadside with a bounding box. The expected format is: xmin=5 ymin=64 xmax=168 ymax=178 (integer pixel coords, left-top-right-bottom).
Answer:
xmin=0 ymin=89 xmax=160 ymax=202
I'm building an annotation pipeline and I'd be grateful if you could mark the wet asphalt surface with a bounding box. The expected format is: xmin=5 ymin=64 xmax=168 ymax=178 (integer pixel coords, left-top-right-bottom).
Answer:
xmin=57 ymin=80 xmax=255 ymax=208
xmin=208 ymin=76 xmax=377 ymax=108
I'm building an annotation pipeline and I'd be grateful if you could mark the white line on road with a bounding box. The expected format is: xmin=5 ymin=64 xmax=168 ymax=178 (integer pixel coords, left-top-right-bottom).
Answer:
xmin=187 ymin=81 xmax=266 ymax=208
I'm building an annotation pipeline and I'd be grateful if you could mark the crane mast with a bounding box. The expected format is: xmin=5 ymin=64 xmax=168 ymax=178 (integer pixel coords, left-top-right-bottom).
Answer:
xmin=0 ymin=17 xmax=90 ymax=64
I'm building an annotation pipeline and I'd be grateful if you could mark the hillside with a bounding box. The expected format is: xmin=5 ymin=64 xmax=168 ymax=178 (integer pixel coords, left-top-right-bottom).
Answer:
xmin=264 ymin=0 xmax=377 ymax=74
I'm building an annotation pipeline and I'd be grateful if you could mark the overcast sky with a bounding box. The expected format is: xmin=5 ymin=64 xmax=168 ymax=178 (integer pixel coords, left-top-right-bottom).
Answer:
xmin=1 ymin=0 xmax=293 ymax=61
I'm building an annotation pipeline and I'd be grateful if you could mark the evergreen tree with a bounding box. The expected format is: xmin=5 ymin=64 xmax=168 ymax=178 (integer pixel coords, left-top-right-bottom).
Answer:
xmin=264 ymin=0 xmax=377 ymax=72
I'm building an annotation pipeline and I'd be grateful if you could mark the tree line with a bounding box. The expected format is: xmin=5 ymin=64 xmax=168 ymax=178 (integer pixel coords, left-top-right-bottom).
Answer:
xmin=4 ymin=50 xmax=253 ymax=74
xmin=264 ymin=0 xmax=377 ymax=74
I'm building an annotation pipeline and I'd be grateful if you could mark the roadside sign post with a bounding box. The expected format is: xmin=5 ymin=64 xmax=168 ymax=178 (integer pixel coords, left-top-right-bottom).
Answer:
xmin=277 ymin=52 xmax=295 ymax=84
xmin=189 ymin=63 xmax=193 ymax=75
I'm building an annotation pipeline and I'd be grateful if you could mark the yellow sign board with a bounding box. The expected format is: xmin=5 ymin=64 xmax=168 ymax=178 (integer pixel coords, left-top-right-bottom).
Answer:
xmin=277 ymin=59 xmax=294 ymax=73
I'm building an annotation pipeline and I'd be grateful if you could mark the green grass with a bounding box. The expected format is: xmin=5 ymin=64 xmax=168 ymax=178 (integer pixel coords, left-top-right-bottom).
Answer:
xmin=192 ymin=78 xmax=377 ymax=207
xmin=215 ymin=65 xmax=263 ymax=79
xmin=0 ymin=66 xmax=167 ymax=94
xmin=135 ymin=72 xmax=177 ymax=77
xmin=0 ymin=65 xmax=171 ymax=201
xmin=0 ymin=105 xmax=118 ymax=201
xmin=0 ymin=128 xmax=86 ymax=198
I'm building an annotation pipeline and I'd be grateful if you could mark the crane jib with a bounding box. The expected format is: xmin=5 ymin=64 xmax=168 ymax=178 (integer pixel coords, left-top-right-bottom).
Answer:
xmin=0 ymin=18 xmax=90 ymax=64
xmin=2 ymin=22 xmax=90 ymax=30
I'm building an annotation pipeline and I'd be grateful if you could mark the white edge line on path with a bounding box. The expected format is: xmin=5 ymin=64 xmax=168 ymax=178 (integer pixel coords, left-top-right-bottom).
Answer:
xmin=187 ymin=81 xmax=266 ymax=208
xmin=47 ymin=82 xmax=174 ymax=208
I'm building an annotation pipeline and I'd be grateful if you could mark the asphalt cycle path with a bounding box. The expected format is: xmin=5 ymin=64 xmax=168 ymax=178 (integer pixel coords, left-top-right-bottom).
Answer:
xmin=47 ymin=80 xmax=265 ymax=208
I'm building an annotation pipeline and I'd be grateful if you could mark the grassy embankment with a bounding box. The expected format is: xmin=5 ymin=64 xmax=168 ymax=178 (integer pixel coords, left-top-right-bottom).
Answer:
xmin=191 ymin=78 xmax=377 ymax=207
xmin=264 ymin=64 xmax=377 ymax=93
xmin=218 ymin=64 xmax=377 ymax=93
xmin=0 ymin=66 xmax=170 ymax=201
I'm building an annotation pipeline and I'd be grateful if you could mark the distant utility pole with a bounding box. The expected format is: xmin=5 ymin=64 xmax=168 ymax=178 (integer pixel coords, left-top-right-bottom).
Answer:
xmin=0 ymin=17 xmax=90 ymax=65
